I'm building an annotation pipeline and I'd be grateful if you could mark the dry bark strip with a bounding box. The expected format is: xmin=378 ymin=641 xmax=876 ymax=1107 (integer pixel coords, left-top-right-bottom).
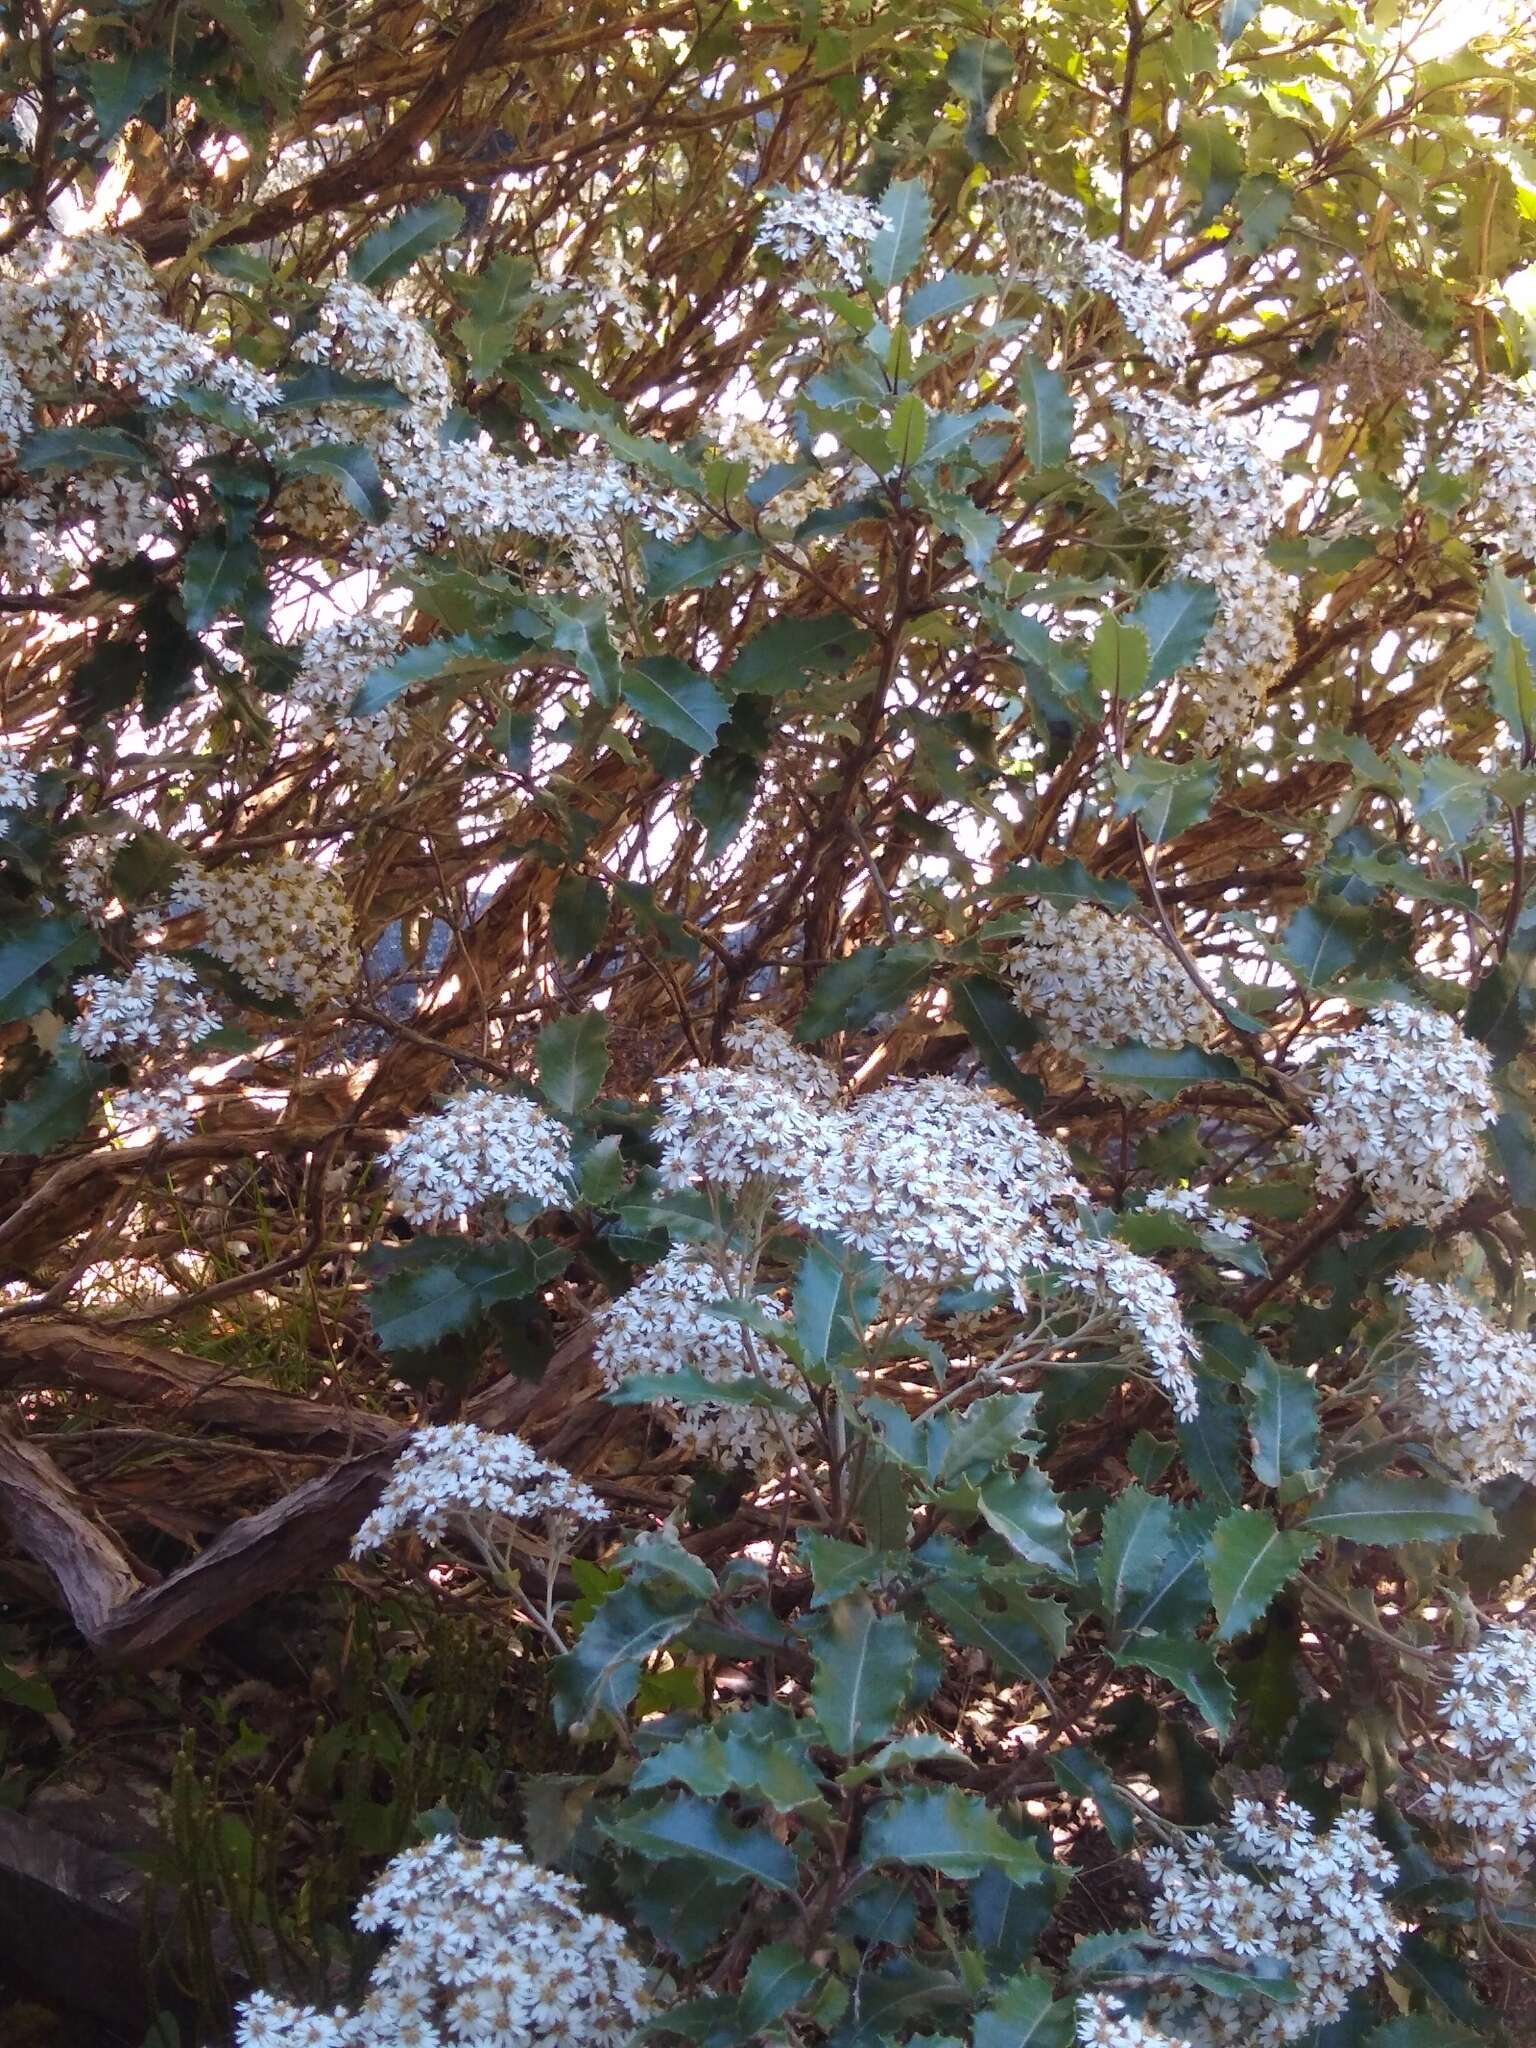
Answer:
xmin=0 ymin=1326 xmax=597 ymax=1667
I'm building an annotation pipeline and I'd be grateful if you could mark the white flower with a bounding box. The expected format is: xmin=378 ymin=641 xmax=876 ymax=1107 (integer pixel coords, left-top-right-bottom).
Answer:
xmin=593 ymin=1244 xmax=802 ymax=1471
xmin=755 ymin=188 xmax=885 ymax=290
xmin=173 ymin=857 xmax=358 ymax=1009
xmin=352 ymin=1424 xmax=605 ymax=1557
xmin=1144 ymin=1186 xmax=1252 ymax=1240
xmin=71 ymin=954 xmax=218 ymax=1060
xmin=1115 ymin=388 xmax=1296 ymax=747
xmin=385 ymin=1091 xmax=573 ymax=1228
xmin=1444 ymin=378 xmax=1536 ymax=562
xmin=0 ymin=747 xmax=36 ymax=810
xmin=1389 ymin=1275 xmax=1536 ymax=1485
xmin=1002 ymin=902 xmax=1211 ymax=1054
xmin=1296 ymin=1003 xmax=1494 ymax=1225
xmin=992 ymin=178 xmax=1192 ymax=374
xmin=1049 ymin=1235 xmax=1199 ymax=1420
xmin=284 ymin=613 xmax=407 ymax=782
xmin=235 ymin=1835 xmax=649 ymax=2048
xmin=1425 ymin=1628 xmax=1536 ymax=1864
xmin=654 ymin=1063 xmax=828 ymax=1197
xmin=294 ymin=278 xmax=453 ymax=417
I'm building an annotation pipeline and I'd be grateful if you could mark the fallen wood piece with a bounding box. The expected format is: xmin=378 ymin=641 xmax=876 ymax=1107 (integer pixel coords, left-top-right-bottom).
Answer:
xmin=0 ymin=1325 xmax=599 ymax=1665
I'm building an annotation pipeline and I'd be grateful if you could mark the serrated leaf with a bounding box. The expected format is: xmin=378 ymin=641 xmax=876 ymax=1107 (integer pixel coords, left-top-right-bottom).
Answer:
xmin=1278 ymin=902 xmax=1362 ymax=988
xmin=1128 ymin=579 xmax=1218 ymax=687
xmin=993 ymin=860 xmax=1137 ymax=913
xmin=642 ymin=529 xmax=763 ymax=598
xmin=181 ymin=534 xmax=263 ymax=632
xmin=0 ymin=916 xmax=98 ymax=1022
xmin=1017 ymin=356 xmax=1073 ymax=469
xmin=1089 ymin=616 xmax=1151 ymax=703
xmin=1112 ymin=1635 xmax=1234 ymax=1736
xmin=972 ymin=1971 xmax=1073 ymax=2048
xmin=729 ymin=610 xmax=872 ymax=696
xmin=1206 ymin=1509 xmax=1317 ymax=1640
xmin=278 ymin=442 xmax=388 ymax=520
xmin=1049 ymin=1746 xmax=1136 ymax=1853
xmin=863 ymin=1786 xmax=1048 ymax=1883
xmin=1304 ymin=1473 xmax=1495 ymax=1545
xmin=350 ymin=197 xmax=465 ymax=287
xmin=950 ymin=974 xmax=1037 ymax=1101
xmin=1111 ymin=753 xmax=1220 ymax=843
xmin=795 ymin=943 xmax=934 ymax=1041
xmin=1476 ymin=566 xmax=1536 ymax=741
xmin=1244 ymin=1355 xmax=1319 ymax=1489
xmin=794 ymin=1235 xmax=881 ymax=1370
xmin=812 ymin=1596 xmax=919 ymax=1755
xmin=1117 ymin=1506 xmax=1213 ymax=1638
xmin=632 ymin=1709 xmax=825 ymax=1812
xmin=365 ymin=1237 xmax=570 ymax=1356
xmin=937 ymin=1393 xmax=1040 ymax=1485
xmin=978 ymin=1469 xmax=1075 ymax=1578
xmin=624 ymin=657 xmax=728 ymax=756
xmin=925 ymin=1582 xmax=1068 ymax=1682
xmin=907 ymin=273 xmax=999 ymax=324
xmin=554 ymin=1579 xmax=707 ymax=1733
xmin=535 ymin=1012 xmax=610 ymax=1113
xmin=0 ymin=1044 xmax=106 ymax=1155
xmin=1097 ymin=1486 xmax=1176 ymax=1622
xmin=1082 ymin=1042 xmax=1247 ymax=1101
xmin=20 ymin=426 xmax=150 ymax=473
xmin=353 ymin=627 xmax=536 ymax=716
xmin=739 ymin=1945 xmax=820 ymax=2032
xmin=550 ymin=873 xmax=610 ymax=967
xmin=604 ymin=1794 xmax=797 ymax=1892
xmin=869 ymin=179 xmax=931 ymax=290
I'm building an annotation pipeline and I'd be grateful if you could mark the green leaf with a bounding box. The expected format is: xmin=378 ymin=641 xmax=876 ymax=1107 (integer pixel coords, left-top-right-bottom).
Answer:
xmin=794 ymin=1236 xmax=880 ymax=1370
xmin=1089 ymin=616 xmax=1151 ymax=704
xmin=1017 ymin=356 xmax=1073 ymax=469
xmin=1111 ymin=753 xmax=1220 ymax=843
xmin=20 ymin=426 xmax=150 ymax=474
xmin=925 ymin=488 xmax=1001 ymax=577
xmin=1097 ymin=1486 xmax=1176 ymax=1622
xmin=972 ymin=1971 xmax=1073 ymax=2048
xmin=605 ymin=1368 xmax=803 ymax=1415
xmin=1399 ymin=752 xmax=1490 ymax=849
xmin=1361 ymin=2019 xmax=1481 ymax=2048
xmin=1206 ymin=1509 xmax=1318 ymax=1641
xmin=978 ymin=1469 xmax=1075 ymax=1578
xmin=863 ymin=1786 xmax=1049 ymax=1884
xmin=352 ymin=628 xmax=534 ymax=717
xmin=84 ymin=49 xmax=169 ymax=143
xmin=0 ymin=1044 xmax=106 ymax=1155
xmin=1219 ymin=0 xmax=1263 ymax=39
xmin=1082 ymin=1043 xmax=1247 ymax=1101
xmin=1304 ymin=1473 xmax=1496 ymax=1546
xmin=181 ymin=535 xmax=263 ymax=631
xmin=795 ymin=943 xmax=935 ymax=1041
xmin=0 ymin=916 xmax=98 ymax=1022
xmin=1049 ymin=1746 xmax=1135 ymax=1853
xmin=278 ymin=442 xmax=388 ymax=521
xmin=350 ymin=197 xmax=466 ymax=287
xmin=1236 ymin=172 xmax=1292 ymax=251
xmin=993 ymin=860 xmax=1137 ymax=914
xmin=937 ymin=1393 xmax=1041 ymax=1485
xmin=1278 ymin=903 xmax=1362 ymax=988
xmin=944 ymin=38 xmax=1014 ymax=164
xmin=739 ymin=1945 xmax=820 ymax=2032
xmin=1112 ymin=1635 xmax=1234 ymax=1737
xmin=1117 ymin=1506 xmax=1213 ymax=1637
xmin=624 ymin=657 xmax=729 ymax=757
xmin=632 ymin=1708 xmax=825 ymax=1812
xmin=811 ymin=1596 xmax=919 ymax=1755
xmin=907 ymin=273 xmax=999 ymax=324
xmin=642 ymin=529 xmax=763 ymax=598
xmin=888 ymin=392 xmax=929 ymax=469
xmin=729 ymin=611 xmax=871 ymax=695
xmin=535 ymin=1012 xmax=610 ymax=1113
xmin=604 ymin=1794 xmax=797 ymax=1893
xmin=1178 ymin=1371 xmax=1245 ymax=1511
xmin=925 ymin=1582 xmax=1068 ymax=1682
xmin=1244 ymin=1355 xmax=1320 ymax=1489
xmin=950 ymin=975 xmax=1038 ymax=1102
xmin=1476 ymin=567 xmax=1536 ymax=740
xmin=550 ymin=874 xmax=610 ymax=967
xmin=554 ymin=1578 xmax=707 ymax=1733
xmin=869 ymin=179 xmax=932 ymax=290
xmin=365 ymin=1237 xmax=570 ymax=1356
xmin=1128 ymin=580 xmax=1218 ymax=687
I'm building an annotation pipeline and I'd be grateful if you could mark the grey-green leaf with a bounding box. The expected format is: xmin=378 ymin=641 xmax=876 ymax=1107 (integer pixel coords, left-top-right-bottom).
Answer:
xmin=869 ymin=179 xmax=932 ymax=290
xmin=535 ymin=1012 xmax=610 ymax=1114
xmin=1206 ymin=1508 xmax=1317 ymax=1640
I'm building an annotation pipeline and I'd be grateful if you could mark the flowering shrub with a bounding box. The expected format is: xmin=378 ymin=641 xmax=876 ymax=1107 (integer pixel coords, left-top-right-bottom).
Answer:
xmin=0 ymin=2 xmax=1534 ymax=2046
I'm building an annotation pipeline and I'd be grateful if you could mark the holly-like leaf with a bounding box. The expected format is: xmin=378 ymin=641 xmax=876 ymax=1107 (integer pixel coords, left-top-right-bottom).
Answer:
xmin=554 ymin=1577 xmax=707 ymax=1733
xmin=1304 ymin=1473 xmax=1495 ymax=1546
xmin=729 ymin=611 xmax=872 ymax=695
xmin=642 ymin=530 xmax=763 ymax=598
xmin=869 ymin=178 xmax=932 ymax=290
xmin=1112 ymin=1635 xmax=1234 ymax=1736
xmin=550 ymin=873 xmax=610 ymax=967
xmin=364 ymin=1237 xmax=571 ymax=1356
xmin=277 ymin=442 xmax=388 ymax=521
xmin=1128 ymin=579 xmax=1218 ymax=688
xmin=624 ymin=657 xmax=728 ymax=757
xmin=1082 ymin=1043 xmax=1247 ymax=1101
xmin=604 ymin=1794 xmax=798 ymax=1892
xmin=1206 ymin=1509 xmax=1317 ymax=1640
xmin=950 ymin=974 xmax=1038 ymax=1102
xmin=535 ymin=1012 xmax=610 ymax=1113
xmin=0 ymin=1044 xmax=107 ymax=1155
xmin=972 ymin=1970 xmax=1074 ymax=2048
xmin=350 ymin=197 xmax=466 ymax=287
xmin=811 ymin=1596 xmax=920 ymax=1756
xmin=739 ymin=1945 xmax=820 ymax=2033
xmin=0 ymin=916 xmax=98 ymax=1022
xmin=1049 ymin=1746 xmax=1136 ymax=1853
xmin=1097 ymin=1486 xmax=1176 ymax=1622
xmin=1111 ymin=753 xmax=1220 ymax=842
xmin=978 ymin=1469 xmax=1076 ymax=1578
xmin=795 ymin=943 xmax=935 ymax=1041
xmin=862 ymin=1786 xmax=1049 ymax=1884
xmin=1017 ymin=355 xmax=1073 ymax=469
xmin=181 ymin=534 xmax=263 ymax=631
xmin=1243 ymin=1354 xmax=1320 ymax=1489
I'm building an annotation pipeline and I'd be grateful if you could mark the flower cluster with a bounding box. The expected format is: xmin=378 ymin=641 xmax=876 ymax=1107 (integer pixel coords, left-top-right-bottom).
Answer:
xmin=70 ymin=954 xmax=220 ymax=1140
xmin=1002 ymin=902 xmax=1212 ymax=1053
xmin=173 ymin=857 xmax=359 ymax=1008
xmin=992 ymin=178 xmax=1192 ymax=373
xmin=1389 ymin=1275 xmax=1536 ymax=1484
xmin=655 ymin=1062 xmax=828 ymax=1196
xmin=704 ymin=412 xmax=834 ymax=532
xmin=1053 ymin=1235 xmax=1199 ymax=1419
xmin=234 ymin=1832 xmax=650 ymax=2048
xmin=593 ymin=1245 xmax=802 ymax=1470
xmin=1134 ymin=1802 xmax=1400 ymax=2044
xmin=1115 ymin=389 xmax=1296 ymax=746
xmin=386 ymin=1091 xmax=573 ymax=1228
xmin=1443 ymin=378 xmax=1536 ymax=562
xmin=285 ymin=613 xmax=407 ymax=781
xmin=0 ymin=746 xmax=35 ymax=809
xmin=1075 ymin=1999 xmax=1183 ymax=2047
xmin=1297 ymin=1003 xmax=1494 ymax=1224
xmin=294 ymin=278 xmax=454 ymax=416
xmin=534 ymin=247 xmax=647 ymax=351
xmin=1423 ymin=1628 xmax=1536 ymax=1878
xmin=724 ymin=1016 xmax=841 ymax=1101
xmin=352 ymin=1425 xmax=604 ymax=1557
xmin=755 ymin=188 xmax=885 ymax=289
xmin=1143 ymin=1186 xmax=1252 ymax=1241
